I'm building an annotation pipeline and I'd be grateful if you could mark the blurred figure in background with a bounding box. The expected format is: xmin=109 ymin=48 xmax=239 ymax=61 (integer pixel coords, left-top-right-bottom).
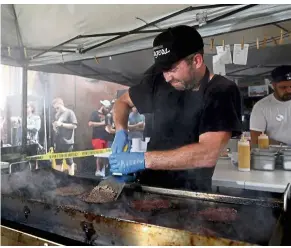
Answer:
xmin=104 ymin=102 xmax=115 ymax=146
xmin=0 ymin=109 xmax=8 ymax=146
xmin=100 ymin=99 xmax=115 ymax=147
xmin=27 ymin=102 xmax=41 ymax=144
xmin=52 ymin=98 xmax=77 ymax=175
xmin=89 ymin=100 xmax=114 ymax=176
xmin=128 ymin=106 xmax=145 ymax=142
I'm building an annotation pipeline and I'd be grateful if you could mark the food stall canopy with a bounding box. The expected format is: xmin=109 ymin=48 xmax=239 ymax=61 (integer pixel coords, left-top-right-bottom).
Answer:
xmin=1 ymin=4 xmax=291 ymax=86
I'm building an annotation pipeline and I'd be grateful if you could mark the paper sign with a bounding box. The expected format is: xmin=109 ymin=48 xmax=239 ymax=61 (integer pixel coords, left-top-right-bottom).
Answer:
xmin=248 ymin=85 xmax=269 ymax=97
xmin=216 ymin=45 xmax=232 ymax=64
xmin=212 ymin=55 xmax=226 ymax=76
xmin=233 ymin=44 xmax=249 ymax=65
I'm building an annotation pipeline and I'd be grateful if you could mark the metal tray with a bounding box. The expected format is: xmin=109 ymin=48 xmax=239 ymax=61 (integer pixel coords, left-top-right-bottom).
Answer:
xmin=282 ymin=149 xmax=291 ymax=156
xmin=252 ymin=148 xmax=277 ymax=156
xmin=283 ymin=155 xmax=291 ymax=170
xmin=251 ymin=155 xmax=276 ymax=171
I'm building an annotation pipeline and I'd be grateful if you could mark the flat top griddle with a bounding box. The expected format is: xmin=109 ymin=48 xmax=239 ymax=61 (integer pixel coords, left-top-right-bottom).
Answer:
xmin=1 ymin=168 xmax=284 ymax=245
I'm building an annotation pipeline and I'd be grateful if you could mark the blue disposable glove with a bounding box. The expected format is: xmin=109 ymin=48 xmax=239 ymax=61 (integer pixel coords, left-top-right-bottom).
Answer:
xmin=111 ymin=130 xmax=130 ymax=153
xmin=109 ymin=152 xmax=145 ymax=175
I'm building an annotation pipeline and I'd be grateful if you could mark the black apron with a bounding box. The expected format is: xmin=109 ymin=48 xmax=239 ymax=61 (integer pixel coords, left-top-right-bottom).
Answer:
xmin=136 ymin=68 xmax=215 ymax=192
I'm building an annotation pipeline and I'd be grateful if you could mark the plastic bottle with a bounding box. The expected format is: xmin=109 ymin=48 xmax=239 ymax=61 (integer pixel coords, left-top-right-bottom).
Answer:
xmin=238 ymin=134 xmax=251 ymax=172
xmin=258 ymin=132 xmax=269 ymax=149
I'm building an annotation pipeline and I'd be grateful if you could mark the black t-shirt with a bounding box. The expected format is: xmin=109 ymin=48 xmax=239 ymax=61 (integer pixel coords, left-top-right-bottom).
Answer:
xmin=143 ymin=113 xmax=153 ymax=138
xmin=129 ymin=66 xmax=242 ymax=150
xmin=90 ymin=111 xmax=109 ymax=141
xmin=128 ymin=65 xmax=242 ymax=191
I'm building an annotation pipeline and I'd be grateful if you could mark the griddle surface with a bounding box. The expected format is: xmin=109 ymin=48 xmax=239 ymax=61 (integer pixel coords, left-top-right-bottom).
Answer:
xmin=1 ymin=169 xmax=281 ymax=245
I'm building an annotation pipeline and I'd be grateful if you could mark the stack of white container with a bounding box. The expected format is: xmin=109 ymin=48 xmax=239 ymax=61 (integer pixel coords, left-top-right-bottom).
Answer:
xmin=130 ymin=137 xmax=150 ymax=152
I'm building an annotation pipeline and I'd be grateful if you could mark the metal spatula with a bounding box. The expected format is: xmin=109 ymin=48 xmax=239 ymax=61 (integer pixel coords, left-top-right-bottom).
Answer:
xmin=95 ymin=145 xmax=129 ymax=201
xmin=98 ymin=173 xmax=125 ymax=201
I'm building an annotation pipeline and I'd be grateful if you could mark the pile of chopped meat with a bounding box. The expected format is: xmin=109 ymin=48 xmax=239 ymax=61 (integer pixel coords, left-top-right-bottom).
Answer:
xmin=131 ymin=199 xmax=171 ymax=212
xmin=55 ymin=184 xmax=87 ymax=196
xmin=196 ymin=207 xmax=238 ymax=222
xmin=79 ymin=185 xmax=117 ymax=203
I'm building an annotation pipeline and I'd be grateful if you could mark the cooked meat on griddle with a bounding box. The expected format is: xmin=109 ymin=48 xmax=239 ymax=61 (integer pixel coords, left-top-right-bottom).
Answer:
xmin=194 ymin=226 xmax=218 ymax=237
xmin=78 ymin=192 xmax=90 ymax=201
xmin=59 ymin=204 xmax=82 ymax=211
xmin=55 ymin=184 xmax=87 ymax=196
xmin=131 ymin=199 xmax=171 ymax=211
xmin=79 ymin=185 xmax=117 ymax=203
xmin=196 ymin=207 xmax=238 ymax=222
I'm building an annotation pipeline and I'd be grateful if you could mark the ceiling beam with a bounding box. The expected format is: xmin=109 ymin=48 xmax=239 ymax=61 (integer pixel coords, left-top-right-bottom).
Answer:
xmin=79 ymin=4 xmax=248 ymax=54
xmin=273 ymin=23 xmax=289 ymax=33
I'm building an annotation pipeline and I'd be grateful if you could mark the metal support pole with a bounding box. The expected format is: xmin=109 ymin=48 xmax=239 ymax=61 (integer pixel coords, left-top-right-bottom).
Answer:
xmin=43 ymin=94 xmax=48 ymax=154
xmin=47 ymin=78 xmax=52 ymax=149
xmin=21 ymin=66 xmax=28 ymax=150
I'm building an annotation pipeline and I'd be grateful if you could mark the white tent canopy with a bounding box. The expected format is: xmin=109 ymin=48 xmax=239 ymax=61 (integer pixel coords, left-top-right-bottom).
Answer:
xmin=1 ymin=4 xmax=291 ymax=85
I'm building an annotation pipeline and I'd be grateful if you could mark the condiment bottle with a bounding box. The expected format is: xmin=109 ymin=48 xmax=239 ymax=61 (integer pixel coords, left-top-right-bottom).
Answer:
xmin=258 ymin=132 xmax=269 ymax=149
xmin=238 ymin=134 xmax=251 ymax=172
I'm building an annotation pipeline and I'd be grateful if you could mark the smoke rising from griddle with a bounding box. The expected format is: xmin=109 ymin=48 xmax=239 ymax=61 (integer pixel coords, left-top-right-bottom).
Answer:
xmin=1 ymin=167 xmax=61 ymax=198
xmin=1 ymin=167 xmax=282 ymax=245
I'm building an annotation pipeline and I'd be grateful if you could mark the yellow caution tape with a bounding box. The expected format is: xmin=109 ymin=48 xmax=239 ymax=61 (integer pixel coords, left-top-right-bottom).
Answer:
xmin=27 ymin=148 xmax=112 ymax=161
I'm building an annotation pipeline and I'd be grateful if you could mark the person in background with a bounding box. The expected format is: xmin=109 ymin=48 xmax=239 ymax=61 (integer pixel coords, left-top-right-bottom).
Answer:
xmin=88 ymin=100 xmax=112 ymax=176
xmin=27 ymin=102 xmax=41 ymax=144
xmin=104 ymin=101 xmax=115 ymax=145
xmin=111 ymin=99 xmax=117 ymax=106
xmin=128 ymin=107 xmax=145 ymax=142
xmin=0 ymin=109 xmax=8 ymax=146
xmin=106 ymin=99 xmax=117 ymax=136
xmin=52 ymin=98 xmax=77 ymax=175
xmin=250 ymin=65 xmax=291 ymax=146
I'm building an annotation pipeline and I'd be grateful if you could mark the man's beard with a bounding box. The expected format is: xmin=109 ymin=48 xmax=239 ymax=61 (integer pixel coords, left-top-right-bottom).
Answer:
xmin=170 ymin=76 xmax=199 ymax=91
xmin=183 ymin=68 xmax=200 ymax=90
xmin=184 ymin=78 xmax=200 ymax=90
xmin=281 ymin=94 xmax=291 ymax=101
xmin=275 ymin=90 xmax=291 ymax=101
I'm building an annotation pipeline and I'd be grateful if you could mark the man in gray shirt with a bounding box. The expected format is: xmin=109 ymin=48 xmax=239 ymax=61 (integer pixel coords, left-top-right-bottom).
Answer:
xmin=128 ymin=107 xmax=145 ymax=140
xmin=52 ymin=98 xmax=77 ymax=175
xmin=250 ymin=65 xmax=291 ymax=146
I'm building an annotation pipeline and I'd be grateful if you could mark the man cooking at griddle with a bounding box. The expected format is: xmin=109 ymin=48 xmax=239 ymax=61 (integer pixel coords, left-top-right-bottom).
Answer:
xmin=109 ymin=25 xmax=242 ymax=192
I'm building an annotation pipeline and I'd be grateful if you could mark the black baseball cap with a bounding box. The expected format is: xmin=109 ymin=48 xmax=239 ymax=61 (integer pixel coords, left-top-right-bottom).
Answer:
xmin=153 ymin=25 xmax=204 ymax=71
xmin=271 ymin=65 xmax=291 ymax=83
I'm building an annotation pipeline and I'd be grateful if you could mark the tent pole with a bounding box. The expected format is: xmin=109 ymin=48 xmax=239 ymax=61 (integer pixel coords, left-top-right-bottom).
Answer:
xmin=12 ymin=5 xmax=24 ymax=49
xmin=30 ymin=36 xmax=82 ymax=60
xmin=80 ymin=4 xmax=256 ymax=54
xmin=79 ymin=5 xmax=230 ymax=54
xmin=273 ymin=23 xmax=289 ymax=33
xmin=21 ymin=66 xmax=28 ymax=150
xmin=12 ymin=4 xmax=29 ymax=151
xmin=66 ymin=17 xmax=291 ymax=65
xmin=29 ymin=4 xmax=240 ymax=59
xmin=43 ymin=83 xmax=48 ymax=154
xmin=200 ymin=4 xmax=257 ymax=26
